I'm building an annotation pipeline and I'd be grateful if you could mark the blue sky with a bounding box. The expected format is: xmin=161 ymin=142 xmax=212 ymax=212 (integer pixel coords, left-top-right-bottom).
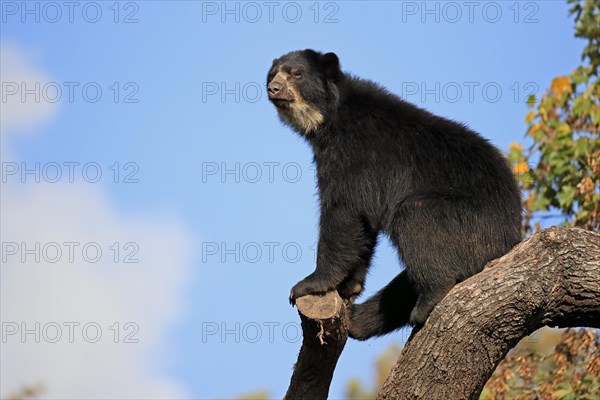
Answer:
xmin=1 ymin=1 xmax=584 ymax=399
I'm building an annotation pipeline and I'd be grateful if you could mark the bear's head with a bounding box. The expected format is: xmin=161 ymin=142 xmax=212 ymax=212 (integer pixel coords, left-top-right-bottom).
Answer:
xmin=267 ymin=49 xmax=342 ymax=135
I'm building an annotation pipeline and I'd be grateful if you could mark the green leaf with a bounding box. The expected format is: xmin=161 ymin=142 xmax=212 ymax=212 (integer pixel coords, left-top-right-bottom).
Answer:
xmin=531 ymin=195 xmax=550 ymax=211
xmin=574 ymin=137 xmax=589 ymax=158
xmin=557 ymin=185 xmax=577 ymax=208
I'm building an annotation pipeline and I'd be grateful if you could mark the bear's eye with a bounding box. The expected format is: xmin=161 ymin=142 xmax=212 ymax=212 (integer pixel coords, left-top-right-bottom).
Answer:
xmin=293 ymin=70 xmax=303 ymax=79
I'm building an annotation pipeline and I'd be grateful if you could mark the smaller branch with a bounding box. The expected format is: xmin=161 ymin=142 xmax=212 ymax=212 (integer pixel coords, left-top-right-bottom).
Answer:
xmin=284 ymin=292 xmax=349 ymax=400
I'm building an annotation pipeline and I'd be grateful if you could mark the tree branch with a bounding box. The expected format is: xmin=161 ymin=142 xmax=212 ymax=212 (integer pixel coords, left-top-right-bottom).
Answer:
xmin=378 ymin=227 xmax=600 ymax=399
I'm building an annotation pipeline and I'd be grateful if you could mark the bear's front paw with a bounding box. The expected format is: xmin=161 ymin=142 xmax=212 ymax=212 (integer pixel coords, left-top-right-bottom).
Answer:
xmin=337 ymin=280 xmax=363 ymax=300
xmin=289 ymin=273 xmax=332 ymax=306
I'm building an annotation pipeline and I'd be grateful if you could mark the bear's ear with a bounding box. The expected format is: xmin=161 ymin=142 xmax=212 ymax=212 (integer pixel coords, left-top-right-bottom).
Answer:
xmin=320 ymin=52 xmax=341 ymax=81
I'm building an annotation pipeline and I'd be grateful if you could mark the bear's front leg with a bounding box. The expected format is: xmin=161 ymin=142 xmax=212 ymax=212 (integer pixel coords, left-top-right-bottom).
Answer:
xmin=289 ymin=208 xmax=377 ymax=305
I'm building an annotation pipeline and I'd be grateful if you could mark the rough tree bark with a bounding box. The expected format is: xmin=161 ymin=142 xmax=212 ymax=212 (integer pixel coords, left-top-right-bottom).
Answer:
xmin=284 ymin=227 xmax=600 ymax=400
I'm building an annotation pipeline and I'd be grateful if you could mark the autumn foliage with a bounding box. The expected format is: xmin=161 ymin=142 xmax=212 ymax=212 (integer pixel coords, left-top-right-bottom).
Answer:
xmin=482 ymin=329 xmax=600 ymax=400
xmin=509 ymin=0 xmax=600 ymax=232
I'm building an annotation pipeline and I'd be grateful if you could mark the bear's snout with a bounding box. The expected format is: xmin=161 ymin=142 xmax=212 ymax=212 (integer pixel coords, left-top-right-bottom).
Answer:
xmin=267 ymin=81 xmax=282 ymax=96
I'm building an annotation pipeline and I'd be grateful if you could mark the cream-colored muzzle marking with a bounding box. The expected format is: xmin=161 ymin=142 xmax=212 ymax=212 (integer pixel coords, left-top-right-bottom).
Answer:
xmin=271 ymin=71 xmax=324 ymax=134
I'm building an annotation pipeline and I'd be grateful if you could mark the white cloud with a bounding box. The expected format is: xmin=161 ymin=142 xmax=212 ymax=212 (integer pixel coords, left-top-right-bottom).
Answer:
xmin=1 ymin=183 xmax=194 ymax=399
xmin=0 ymin=43 xmax=59 ymax=134
xmin=1 ymin=44 xmax=193 ymax=399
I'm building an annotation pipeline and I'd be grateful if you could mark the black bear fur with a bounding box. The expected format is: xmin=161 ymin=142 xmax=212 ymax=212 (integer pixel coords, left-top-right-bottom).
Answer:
xmin=267 ymin=49 xmax=522 ymax=340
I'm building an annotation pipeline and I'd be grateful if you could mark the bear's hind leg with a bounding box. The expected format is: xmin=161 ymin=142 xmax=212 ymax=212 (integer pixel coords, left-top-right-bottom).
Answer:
xmin=348 ymin=270 xmax=418 ymax=340
xmin=408 ymin=282 xmax=455 ymax=325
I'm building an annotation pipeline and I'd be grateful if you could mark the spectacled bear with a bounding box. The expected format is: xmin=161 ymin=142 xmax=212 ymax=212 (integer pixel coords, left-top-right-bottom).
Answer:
xmin=267 ymin=49 xmax=522 ymax=340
